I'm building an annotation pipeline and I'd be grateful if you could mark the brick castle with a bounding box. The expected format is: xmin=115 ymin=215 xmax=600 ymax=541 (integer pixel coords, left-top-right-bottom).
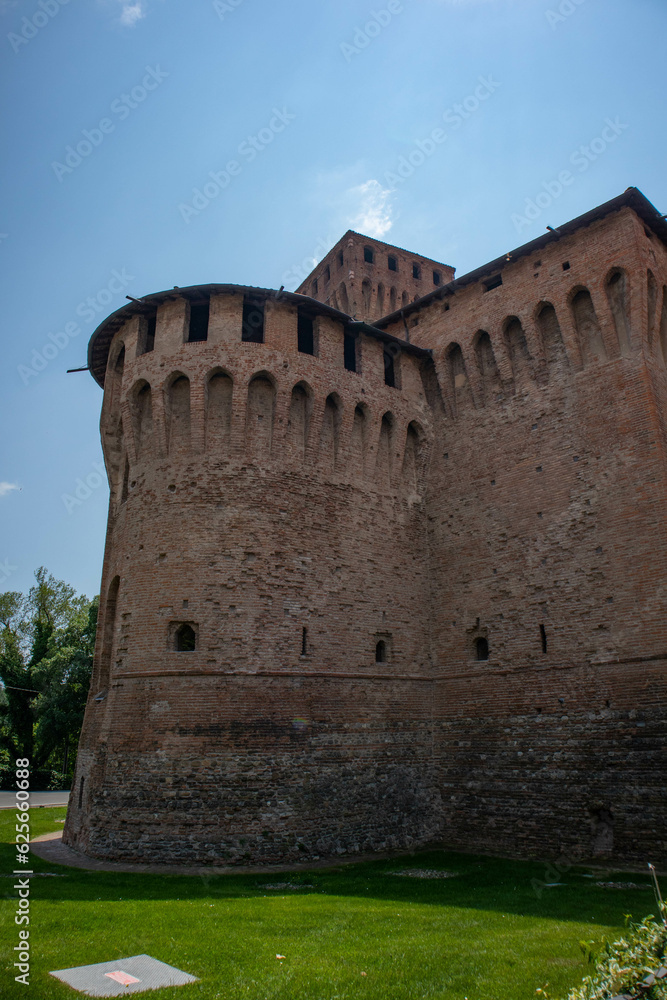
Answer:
xmin=64 ymin=187 xmax=667 ymax=867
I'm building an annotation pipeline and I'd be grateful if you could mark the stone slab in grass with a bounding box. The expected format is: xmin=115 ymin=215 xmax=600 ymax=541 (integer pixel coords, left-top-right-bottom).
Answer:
xmin=49 ymin=954 xmax=197 ymax=996
xmin=390 ymin=868 xmax=459 ymax=879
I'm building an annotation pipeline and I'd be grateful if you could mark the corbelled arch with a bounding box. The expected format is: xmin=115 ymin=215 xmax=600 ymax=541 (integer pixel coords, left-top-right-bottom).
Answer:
xmin=129 ymin=379 xmax=154 ymax=460
xmin=604 ymin=267 xmax=632 ymax=356
xmin=246 ymin=371 xmax=277 ymax=460
xmin=286 ymin=380 xmax=314 ymax=464
xmin=205 ymin=367 xmax=234 ymax=452
xmin=569 ymin=285 xmax=607 ymax=364
xmin=164 ymin=371 xmax=192 ymax=454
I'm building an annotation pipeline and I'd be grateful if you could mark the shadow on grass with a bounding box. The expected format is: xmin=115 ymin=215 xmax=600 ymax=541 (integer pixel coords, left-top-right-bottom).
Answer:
xmin=1 ymin=808 xmax=658 ymax=930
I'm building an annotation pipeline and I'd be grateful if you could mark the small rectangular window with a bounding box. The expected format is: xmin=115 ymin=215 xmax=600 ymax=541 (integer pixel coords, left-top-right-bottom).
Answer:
xmin=384 ymin=349 xmax=396 ymax=387
xmin=324 ymin=265 xmax=330 ymax=283
xmin=562 ymin=261 xmax=571 ymax=271
xmin=344 ymin=331 xmax=357 ymax=372
xmin=412 ymin=263 xmax=421 ymax=280
xmin=483 ymin=274 xmax=503 ymax=292
xmin=433 ymin=270 xmax=441 ymax=286
xmin=338 ymin=251 xmax=344 ymax=268
xmin=388 ymin=254 xmax=397 ymax=272
xmin=138 ymin=314 xmax=156 ymax=355
xmin=242 ymin=296 xmax=264 ymax=343
xmin=312 ymin=278 xmax=318 ymax=294
xmin=188 ymin=300 xmax=209 ymax=342
xmin=364 ymin=246 xmax=374 ymax=264
xmin=297 ymin=311 xmax=314 ymax=355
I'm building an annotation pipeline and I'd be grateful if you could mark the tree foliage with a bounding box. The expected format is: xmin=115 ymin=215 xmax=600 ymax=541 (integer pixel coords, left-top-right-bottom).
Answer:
xmin=0 ymin=568 xmax=97 ymax=785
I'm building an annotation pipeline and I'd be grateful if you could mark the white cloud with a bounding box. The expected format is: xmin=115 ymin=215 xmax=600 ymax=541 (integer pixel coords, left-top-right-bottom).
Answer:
xmin=119 ymin=2 xmax=146 ymax=26
xmin=0 ymin=482 xmax=20 ymax=497
xmin=345 ymin=179 xmax=394 ymax=239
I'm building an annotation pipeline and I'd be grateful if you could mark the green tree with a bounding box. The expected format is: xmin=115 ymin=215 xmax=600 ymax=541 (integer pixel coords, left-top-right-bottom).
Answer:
xmin=33 ymin=596 xmax=98 ymax=773
xmin=0 ymin=568 xmax=96 ymax=777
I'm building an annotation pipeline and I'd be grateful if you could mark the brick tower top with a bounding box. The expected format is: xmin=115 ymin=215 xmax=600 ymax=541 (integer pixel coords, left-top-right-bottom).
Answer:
xmin=296 ymin=230 xmax=455 ymax=323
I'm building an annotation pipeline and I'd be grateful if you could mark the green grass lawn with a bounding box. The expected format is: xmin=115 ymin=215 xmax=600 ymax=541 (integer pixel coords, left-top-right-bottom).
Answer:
xmin=0 ymin=807 xmax=659 ymax=999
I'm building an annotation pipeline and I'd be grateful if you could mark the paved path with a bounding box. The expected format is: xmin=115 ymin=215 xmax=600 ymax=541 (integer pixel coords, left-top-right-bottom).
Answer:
xmin=0 ymin=791 xmax=69 ymax=810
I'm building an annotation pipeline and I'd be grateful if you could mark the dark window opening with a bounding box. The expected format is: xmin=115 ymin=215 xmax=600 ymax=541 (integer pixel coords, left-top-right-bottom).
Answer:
xmin=433 ymin=270 xmax=441 ymax=286
xmin=344 ymin=331 xmax=357 ymax=372
xmin=483 ymin=274 xmax=503 ymax=292
xmin=312 ymin=278 xmax=318 ymax=294
xmin=375 ymin=640 xmax=387 ymax=663
xmin=78 ymin=776 xmax=85 ymax=809
xmin=242 ymin=297 xmax=265 ymax=343
xmin=324 ymin=266 xmax=330 ymax=283
xmin=139 ymin=314 xmax=156 ymax=355
xmin=562 ymin=261 xmax=571 ymax=271
xmin=176 ymin=623 xmax=196 ymax=652
xmin=540 ymin=624 xmax=547 ymax=654
xmin=338 ymin=251 xmax=344 ymax=268
xmin=475 ymin=637 xmax=489 ymax=661
xmin=383 ymin=349 xmax=396 ymax=387
xmin=412 ymin=263 xmax=421 ymax=280
xmin=388 ymin=254 xmax=397 ymax=272
xmin=298 ymin=312 xmax=314 ymax=355
xmin=188 ymin=299 xmax=209 ymax=342
xmin=364 ymin=246 xmax=374 ymax=264
xmin=301 ymin=626 xmax=308 ymax=656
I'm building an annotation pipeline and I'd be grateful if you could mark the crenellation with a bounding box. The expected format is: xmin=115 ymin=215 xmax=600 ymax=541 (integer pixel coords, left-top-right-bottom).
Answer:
xmin=156 ymin=296 xmax=188 ymax=351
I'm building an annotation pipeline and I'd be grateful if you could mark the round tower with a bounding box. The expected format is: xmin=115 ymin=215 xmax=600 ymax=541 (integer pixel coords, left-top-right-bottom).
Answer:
xmin=64 ymin=284 xmax=441 ymax=864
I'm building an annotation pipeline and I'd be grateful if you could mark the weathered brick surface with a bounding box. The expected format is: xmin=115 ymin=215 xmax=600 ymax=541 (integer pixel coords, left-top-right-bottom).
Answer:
xmin=297 ymin=230 xmax=455 ymax=321
xmin=65 ymin=193 xmax=667 ymax=866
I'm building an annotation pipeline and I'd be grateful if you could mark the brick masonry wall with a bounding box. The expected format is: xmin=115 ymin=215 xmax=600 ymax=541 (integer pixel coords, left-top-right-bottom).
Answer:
xmin=384 ymin=206 xmax=667 ymax=864
xmin=66 ymin=203 xmax=667 ymax=867
xmin=297 ymin=231 xmax=455 ymax=322
xmin=65 ymin=292 xmax=439 ymax=862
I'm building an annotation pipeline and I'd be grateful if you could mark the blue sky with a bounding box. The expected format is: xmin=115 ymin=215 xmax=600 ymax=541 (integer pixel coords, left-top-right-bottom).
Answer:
xmin=1 ymin=0 xmax=665 ymax=600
